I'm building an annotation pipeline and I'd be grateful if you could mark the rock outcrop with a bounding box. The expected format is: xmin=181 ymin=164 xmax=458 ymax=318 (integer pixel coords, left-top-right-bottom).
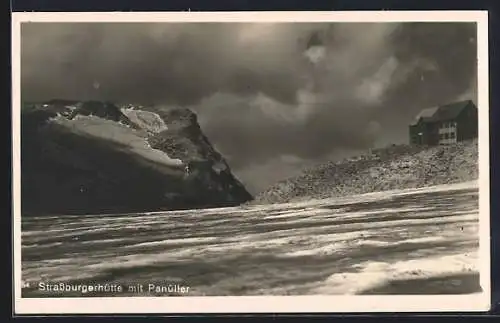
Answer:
xmin=21 ymin=100 xmax=252 ymax=216
xmin=253 ymin=140 xmax=478 ymax=204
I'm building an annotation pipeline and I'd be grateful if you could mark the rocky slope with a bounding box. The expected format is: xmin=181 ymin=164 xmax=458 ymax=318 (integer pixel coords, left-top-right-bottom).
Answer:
xmin=253 ymin=140 xmax=478 ymax=204
xmin=21 ymin=100 xmax=252 ymax=216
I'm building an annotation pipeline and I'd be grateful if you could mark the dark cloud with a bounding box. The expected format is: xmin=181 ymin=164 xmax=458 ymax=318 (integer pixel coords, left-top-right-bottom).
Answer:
xmin=21 ymin=22 xmax=478 ymax=193
xmin=21 ymin=23 xmax=315 ymax=105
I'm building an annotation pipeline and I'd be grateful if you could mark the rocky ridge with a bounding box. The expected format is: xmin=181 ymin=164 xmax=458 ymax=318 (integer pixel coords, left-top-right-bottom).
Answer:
xmin=253 ymin=140 xmax=478 ymax=204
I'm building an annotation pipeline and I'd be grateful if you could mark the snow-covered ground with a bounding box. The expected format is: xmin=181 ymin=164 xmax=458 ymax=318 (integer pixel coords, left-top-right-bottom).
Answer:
xmin=52 ymin=114 xmax=183 ymax=167
xmin=120 ymin=108 xmax=169 ymax=134
xmin=21 ymin=181 xmax=480 ymax=297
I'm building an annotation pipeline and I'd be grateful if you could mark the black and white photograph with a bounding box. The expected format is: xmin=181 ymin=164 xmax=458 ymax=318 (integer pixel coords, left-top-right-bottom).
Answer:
xmin=12 ymin=11 xmax=490 ymax=314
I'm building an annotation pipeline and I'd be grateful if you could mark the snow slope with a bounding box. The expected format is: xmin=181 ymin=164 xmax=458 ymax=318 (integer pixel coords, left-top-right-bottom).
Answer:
xmin=120 ymin=108 xmax=169 ymax=134
xmin=21 ymin=181 xmax=480 ymax=297
xmin=53 ymin=114 xmax=183 ymax=167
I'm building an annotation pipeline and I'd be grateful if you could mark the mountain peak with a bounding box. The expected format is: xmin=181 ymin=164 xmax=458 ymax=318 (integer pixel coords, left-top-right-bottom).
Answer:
xmin=21 ymin=100 xmax=252 ymax=216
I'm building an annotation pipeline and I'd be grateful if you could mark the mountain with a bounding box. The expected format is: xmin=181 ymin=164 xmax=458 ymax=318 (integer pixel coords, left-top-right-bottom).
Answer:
xmin=21 ymin=100 xmax=253 ymax=216
xmin=253 ymin=140 xmax=478 ymax=204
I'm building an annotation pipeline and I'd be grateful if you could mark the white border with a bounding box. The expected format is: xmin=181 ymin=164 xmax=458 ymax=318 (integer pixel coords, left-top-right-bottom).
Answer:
xmin=12 ymin=11 xmax=490 ymax=314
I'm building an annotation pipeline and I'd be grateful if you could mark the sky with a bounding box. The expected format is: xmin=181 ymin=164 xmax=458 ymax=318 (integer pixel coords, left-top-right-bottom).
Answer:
xmin=21 ymin=22 xmax=478 ymax=193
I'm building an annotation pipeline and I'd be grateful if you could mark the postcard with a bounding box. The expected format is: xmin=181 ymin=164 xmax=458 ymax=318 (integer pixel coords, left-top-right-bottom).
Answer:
xmin=12 ymin=10 xmax=490 ymax=314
